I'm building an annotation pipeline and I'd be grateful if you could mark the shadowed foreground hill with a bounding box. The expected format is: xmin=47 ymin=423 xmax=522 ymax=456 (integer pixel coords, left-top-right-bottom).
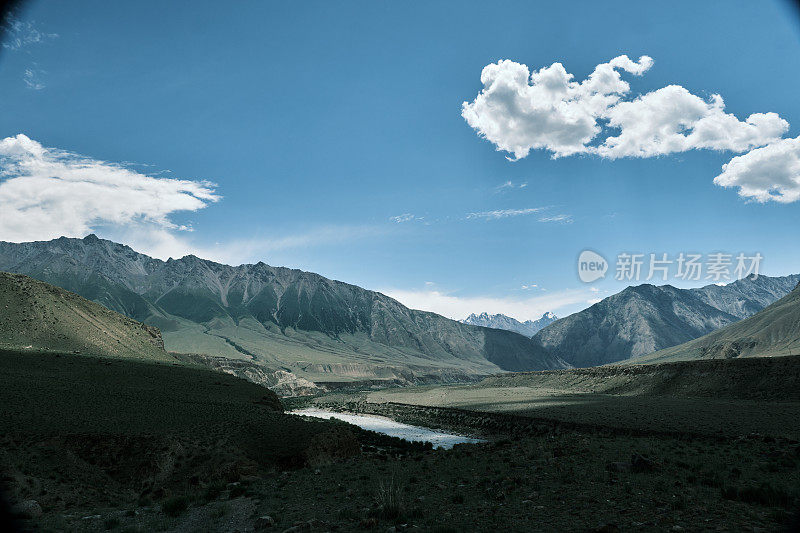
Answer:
xmin=636 ymin=282 xmax=800 ymax=363
xmin=0 ymin=349 xmax=363 ymax=529
xmin=0 ymin=271 xmax=171 ymax=361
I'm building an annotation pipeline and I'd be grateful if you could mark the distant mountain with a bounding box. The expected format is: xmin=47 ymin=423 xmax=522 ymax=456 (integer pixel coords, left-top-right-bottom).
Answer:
xmin=0 ymin=236 xmax=568 ymax=391
xmin=687 ymin=275 xmax=800 ymax=319
xmin=533 ymin=275 xmax=800 ymax=368
xmin=635 ymin=282 xmax=800 ymax=364
xmin=461 ymin=311 xmax=558 ymax=337
xmin=0 ymin=271 xmax=172 ymax=361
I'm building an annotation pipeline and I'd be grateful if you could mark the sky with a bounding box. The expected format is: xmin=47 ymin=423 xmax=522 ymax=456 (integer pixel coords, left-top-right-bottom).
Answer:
xmin=1 ymin=0 xmax=800 ymax=321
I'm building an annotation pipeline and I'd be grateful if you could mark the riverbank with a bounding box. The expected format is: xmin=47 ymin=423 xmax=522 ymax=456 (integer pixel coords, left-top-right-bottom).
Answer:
xmin=291 ymin=408 xmax=485 ymax=449
xmin=315 ymin=356 xmax=800 ymax=441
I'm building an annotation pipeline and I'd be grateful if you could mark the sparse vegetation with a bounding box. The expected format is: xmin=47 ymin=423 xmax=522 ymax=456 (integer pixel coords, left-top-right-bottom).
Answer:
xmin=373 ymin=476 xmax=404 ymax=520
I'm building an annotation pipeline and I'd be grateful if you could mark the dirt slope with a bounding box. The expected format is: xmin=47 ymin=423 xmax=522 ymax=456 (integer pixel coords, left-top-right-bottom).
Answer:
xmin=0 ymin=271 xmax=172 ymax=361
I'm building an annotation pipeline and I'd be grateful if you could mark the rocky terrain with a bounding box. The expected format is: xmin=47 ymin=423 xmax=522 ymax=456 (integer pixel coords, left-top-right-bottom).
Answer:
xmin=461 ymin=311 xmax=557 ymax=337
xmin=0 ymin=236 xmax=568 ymax=392
xmin=533 ymin=275 xmax=800 ymax=367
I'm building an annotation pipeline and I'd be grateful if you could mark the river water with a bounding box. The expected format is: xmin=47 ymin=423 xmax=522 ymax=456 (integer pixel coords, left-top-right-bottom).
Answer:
xmin=291 ymin=408 xmax=484 ymax=449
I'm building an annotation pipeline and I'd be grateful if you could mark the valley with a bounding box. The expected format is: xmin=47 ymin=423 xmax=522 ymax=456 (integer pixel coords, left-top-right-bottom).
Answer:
xmin=1 ymin=267 xmax=800 ymax=531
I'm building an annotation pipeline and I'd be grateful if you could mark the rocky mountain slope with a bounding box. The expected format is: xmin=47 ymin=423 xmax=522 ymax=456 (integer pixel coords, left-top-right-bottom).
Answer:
xmin=533 ymin=275 xmax=799 ymax=367
xmin=0 ymin=236 xmax=568 ymax=389
xmin=687 ymin=274 xmax=800 ymax=319
xmin=636 ymin=282 xmax=800 ymax=363
xmin=461 ymin=311 xmax=557 ymax=337
xmin=0 ymin=271 xmax=172 ymax=361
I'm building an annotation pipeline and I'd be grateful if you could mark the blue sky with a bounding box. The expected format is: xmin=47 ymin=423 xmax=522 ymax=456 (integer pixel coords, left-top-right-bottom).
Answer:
xmin=1 ymin=0 xmax=799 ymax=320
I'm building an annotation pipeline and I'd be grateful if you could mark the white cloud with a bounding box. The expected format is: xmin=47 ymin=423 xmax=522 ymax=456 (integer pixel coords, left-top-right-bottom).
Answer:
xmin=462 ymin=55 xmax=788 ymax=160
xmin=0 ymin=134 xmax=219 ymax=243
xmin=462 ymin=55 xmax=654 ymax=159
xmin=713 ymin=135 xmax=800 ymax=203
xmin=466 ymin=207 xmax=547 ymax=220
xmin=598 ymin=87 xmax=787 ymax=158
xmin=1 ymin=16 xmax=58 ymax=51
xmin=381 ymin=286 xmax=595 ymax=321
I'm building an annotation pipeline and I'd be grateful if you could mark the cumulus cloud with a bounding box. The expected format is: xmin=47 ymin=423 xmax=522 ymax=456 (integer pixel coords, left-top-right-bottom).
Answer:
xmin=463 ymin=54 xmax=798 ymax=202
xmin=598 ymin=87 xmax=788 ymax=158
xmin=713 ymin=136 xmax=800 ymax=203
xmin=0 ymin=134 xmax=219 ymax=243
xmin=461 ymin=55 xmax=655 ymax=159
xmin=462 ymin=55 xmax=788 ymax=160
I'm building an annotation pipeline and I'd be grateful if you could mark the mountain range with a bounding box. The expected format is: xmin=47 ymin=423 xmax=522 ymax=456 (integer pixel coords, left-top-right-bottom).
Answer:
xmin=461 ymin=311 xmax=558 ymax=337
xmin=0 ymin=235 xmax=568 ymax=391
xmin=533 ymin=274 xmax=800 ymax=367
xmin=635 ymin=281 xmax=800 ymax=363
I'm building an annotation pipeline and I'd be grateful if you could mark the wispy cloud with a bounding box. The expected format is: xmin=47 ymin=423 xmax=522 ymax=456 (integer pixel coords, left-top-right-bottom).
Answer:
xmin=538 ymin=214 xmax=573 ymax=224
xmin=119 ymin=224 xmax=387 ymax=265
xmin=1 ymin=16 xmax=58 ymax=51
xmin=466 ymin=207 xmax=547 ymax=220
xmin=494 ymin=180 xmax=527 ymax=192
xmin=23 ymin=67 xmax=45 ymax=90
xmin=390 ymin=213 xmax=423 ymax=223
xmin=2 ymin=16 xmax=58 ymax=89
xmin=380 ymin=285 xmax=595 ymax=321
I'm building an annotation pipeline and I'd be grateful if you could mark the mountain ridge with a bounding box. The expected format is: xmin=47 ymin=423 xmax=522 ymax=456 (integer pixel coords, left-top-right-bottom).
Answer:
xmin=461 ymin=311 xmax=558 ymax=337
xmin=533 ymin=275 xmax=800 ymax=367
xmin=0 ymin=235 xmax=569 ymax=389
xmin=634 ymin=281 xmax=800 ymax=363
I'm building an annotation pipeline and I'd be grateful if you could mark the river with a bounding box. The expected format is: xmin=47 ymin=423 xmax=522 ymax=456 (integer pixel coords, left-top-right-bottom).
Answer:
xmin=291 ymin=408 xmax=484 ymax=449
